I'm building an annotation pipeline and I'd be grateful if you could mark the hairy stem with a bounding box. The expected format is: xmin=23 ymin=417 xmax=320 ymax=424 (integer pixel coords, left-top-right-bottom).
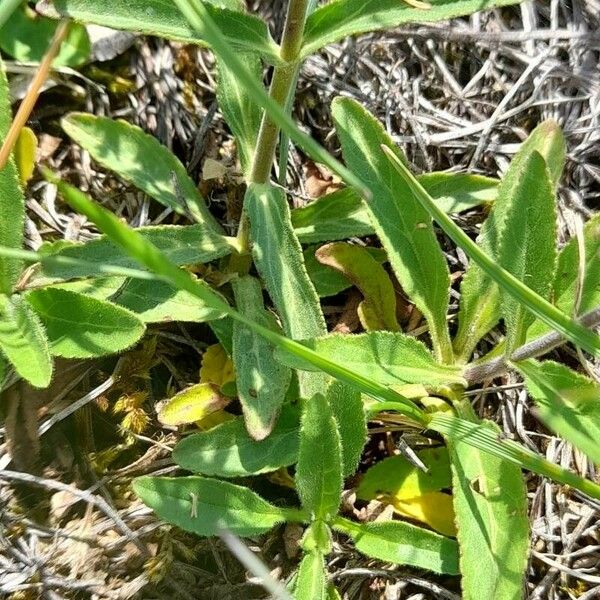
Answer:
xmin=248 ymin=0 xmax=311 ymax=186
xmin=464 ymin=305 xmax=600 ymax=384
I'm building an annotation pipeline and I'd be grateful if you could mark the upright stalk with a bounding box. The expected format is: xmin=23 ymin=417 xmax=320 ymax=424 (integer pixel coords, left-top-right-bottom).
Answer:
xmin=249 ymin=0 xmax=311 ymax=185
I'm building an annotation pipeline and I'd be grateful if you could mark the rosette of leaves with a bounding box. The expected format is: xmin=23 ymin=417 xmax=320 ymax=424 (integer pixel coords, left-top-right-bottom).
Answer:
xmin=5 ymin=0 xmax=600 ymax=597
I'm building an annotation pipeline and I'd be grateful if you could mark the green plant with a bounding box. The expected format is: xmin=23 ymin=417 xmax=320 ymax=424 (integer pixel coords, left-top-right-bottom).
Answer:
xmin=1 ymin=0 xmax=600 ymax=598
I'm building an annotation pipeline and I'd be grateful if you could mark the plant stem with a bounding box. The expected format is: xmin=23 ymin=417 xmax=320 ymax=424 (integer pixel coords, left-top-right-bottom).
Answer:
xmin=464 ymin=304 xmax=600 ymax=384
xmin=0 ymin=20 xmax=70 ymax=170
xmin=249 ymin=0 xmax=311 ymax=185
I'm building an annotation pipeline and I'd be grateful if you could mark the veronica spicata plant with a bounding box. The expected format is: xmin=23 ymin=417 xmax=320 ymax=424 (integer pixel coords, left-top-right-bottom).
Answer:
xmin=1 ymin=0 xmax=600 ymax=598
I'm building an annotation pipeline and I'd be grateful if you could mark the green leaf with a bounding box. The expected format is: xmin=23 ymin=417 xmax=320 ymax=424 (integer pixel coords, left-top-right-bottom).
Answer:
xmin=41 ymin=0 xmax=280 ymax=64
xmin=291 ymin=175 xmax=498 ymax=245
xmin=526 ymin=214 xmax=600 ymax=341
xmin=302 ymin=0 xmax=523 ymax=57
xmin=357 ymin=447 xmax=455 ymax=536
xmin=333 ymin=517 xmax=459 ymax=575
xmin=276 ymin=332 xmax=465 ymax=388
xmin=42 ymin=224 xmax=232 ymax=280
xmin=382 ymin=141 xmax=600 ymax=359
xmin=157 ymin=383 xmax=230 ymax=426
xmin=498 ymin=152 xmax=557 ymax=352
xmin=209 ymin=317 xmax=234 ymax=356
xmin=316 ymin=242 xmax=398 ymax=331
xmin=446 ymin=416 xmax=529 ymax=600
xmin=246 ymin=183 xmax=327 ymax=398
xmin=62 ymin=113 xmax=222 ymax=230
xmin=304 ymin=245 xmax=353 ymax=298
xmin=0 ymin=55 xmax=25 ymax=294
xmin=306 ymin=245 xmax=388 ymax=299
xmin=453 ymin=121 xmax=565 ymax=360
xmin=44 ymin=168 xmax=427 ymax=425
xmin=428 ymin=412 xmax=600 ymax=499
xmin=0 ymin=294 xmax=52 ymax=388
xmin=292 ymin=189 xmax=375 ymax=244
xmin=26 ymin=287 xmax=145 ymax=358
xmin=332 ymin=97 xmax=452 ymax=363
xmin=296 ymin=394 xmax=343 ymax=520
xmin=133 ymin=475 xmax=292 ymax=537
xmin=172 ymin=404 xmax=300 ymax=477
xmin=327 ymin=381 xmax=366 ymax=478
xmin=112 ymin=278 xmax=224 ymax=323
xmin=294 ymin=552 xmax=326 ymax=600
xmin=43 ymin=276 xmax=126 ymax=299
xmin=417 ymin=172 xmax=498 ymax=214
xmin=232 ymin=276 xmax=292 ymax=440
xmin=517 ymin=359 xmax=600 ymax=465
xmin=216 ymin=52 xmax=262 ymax=175
xmin=0 ymin=5 xmax=90 ymax=66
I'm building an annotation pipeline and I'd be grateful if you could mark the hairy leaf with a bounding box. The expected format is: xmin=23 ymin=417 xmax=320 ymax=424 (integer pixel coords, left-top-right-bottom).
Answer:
xmin=332 ymin=97 xmax=452 ymax=362
xmin=327 ymin=380 xmax=366 ymax=478
xmin=39 ymin=0 xmax=280 ymax=64
xmin=232 ymin=276 xmax=292 ymax=440
xmin=454 ymin=121 xmax=565 ymax=360
xmin=133 ymin=475 xmax=292 ymax=537
xmin=418 ymin=172 xmax=498 ymax=214
xmin=527 ymin=214 xmax=600 ymax=341
xmin=0 ymin=56 xmax=25 ymax=294
xmin=26 ymin=287 xmax=145 ymax=358
xmin=246 ymin=183 xmax=327 ymax=397
xmin=334 ymin=517 xmax=459 ymax=575
xmin=46 ymin=169 xmax=427 ymax=424
xmin=316 ymin=242 xmax=399 ymax=331
xmin=157 ymin=383 xmax=230 ymax=426
xmin=295 ymin=552 xmax=326 ymax=600
xmin=216 ymin=52 xmax=262 ymax=175
xmin=62 ymin=113 xmax=222 ymax=229
xmin=173 ymin=404 xmax=300 ymax=477
xmin=276 ymin=332 xmax=465 ymax=388
xmin=292 ymin=188 xmax=374 ymax=244
xmin=302 ymin=0 xmax=523 ymax=57
xmin=291 ymin=174 xmax=498 ymax=245
xmin=446 ymin=413 xmax=528 ymax=600
xmin=0 ymin=295 xmax=52 ymax=388
xmin=0 ymin=5 xmax=90 ymax=66
xmin=296 ymin=394 xmax=343 ymax=520
xmin=382 ymin=141 xmax=600 ymax=359
xmin=42 ymin=224 xmax=232 ymax=279
xmin=517 ymin=360 xmax=600 ymax=465
xmin=498 ymin=152 xmax=557 ymax=351
xmin=112 ymin=278 xmax=224 ymax=323
xmin=428 ymin=412 xmax=600 ymax=499
xmin=50 ymin=276 xmax=127 ymax=299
